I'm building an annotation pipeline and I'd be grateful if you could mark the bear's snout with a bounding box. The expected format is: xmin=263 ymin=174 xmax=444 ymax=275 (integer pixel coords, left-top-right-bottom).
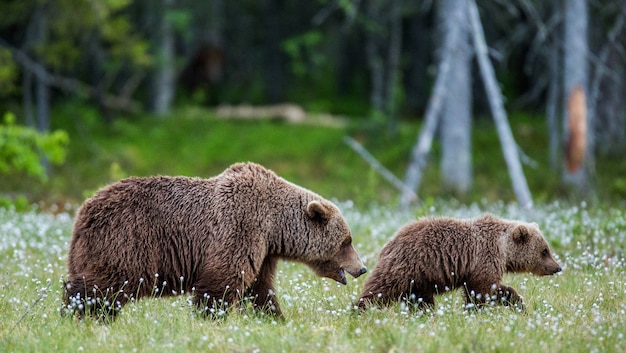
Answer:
xmin=536 ymin=262 xmax=562 ymax=276
xmin=345 ymin=266 xmax=367 ymax=279
xmin=336 ymin=266 xmax=367 ymax=284
xmin=546 ymin=258 xmax=562 ymax=275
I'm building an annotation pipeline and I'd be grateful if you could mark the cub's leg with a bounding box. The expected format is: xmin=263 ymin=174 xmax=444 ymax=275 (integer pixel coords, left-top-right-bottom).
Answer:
xmin=465 ymin=282 xmax=525 ymax=311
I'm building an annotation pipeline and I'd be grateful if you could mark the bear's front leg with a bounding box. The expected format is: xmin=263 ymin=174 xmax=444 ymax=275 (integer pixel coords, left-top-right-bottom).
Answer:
xmin=244 ymin=257 xmax=284 ymax=319
xmin=492 ymin=285 xmax=525 ymax=311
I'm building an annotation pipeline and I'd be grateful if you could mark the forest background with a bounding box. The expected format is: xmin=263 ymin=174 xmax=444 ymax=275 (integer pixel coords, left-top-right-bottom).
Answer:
xmin=1 ymin=0 xmax=625 ymax=208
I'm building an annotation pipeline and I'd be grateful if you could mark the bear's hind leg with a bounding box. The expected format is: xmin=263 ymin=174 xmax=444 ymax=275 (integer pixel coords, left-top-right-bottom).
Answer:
xmin=405 ymin=288 xmax=435 ymax=312
xmin=192 ymin=269 xmax=249 ymax=319
xmin=243 ymin=257 xmax=283 ymax=319
xmin=62 ymin=277 xmax=127 ymax=320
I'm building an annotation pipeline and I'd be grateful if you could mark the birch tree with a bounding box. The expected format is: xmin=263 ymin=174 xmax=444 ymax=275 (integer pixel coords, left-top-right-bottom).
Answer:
xmin=467 ymin=0 xmax=533 ymax=208
xmin=402 ymin=0 xmax=533 ymax=208
xmin=148 ymin=0 xmax=176 ymax=116
xmin=562 ymin=0 xmax=590 ymax=190
xmin=366 ymin=0 xmax=403 ymax=129
xmin=438 ymin=0 xmax=473 ymax=195
xmin=401 ymin=1 xmax=465 ymax=207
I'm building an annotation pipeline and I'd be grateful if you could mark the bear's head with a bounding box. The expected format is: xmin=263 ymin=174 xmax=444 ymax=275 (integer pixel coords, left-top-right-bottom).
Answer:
xmin=506 ymin=222 xmax=562 ymax=276
xmin=303 ymin=200 xmax=367 ymax=285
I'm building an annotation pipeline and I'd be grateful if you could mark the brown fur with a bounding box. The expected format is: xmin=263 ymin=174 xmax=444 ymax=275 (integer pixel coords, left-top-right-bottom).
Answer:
xmin=63 ymin=162 xmax=366 ymax=319
xmin=566 ymin=85 xmax=587 ymax=173
xmin=357 ymin=215 xmax=561 ymax=311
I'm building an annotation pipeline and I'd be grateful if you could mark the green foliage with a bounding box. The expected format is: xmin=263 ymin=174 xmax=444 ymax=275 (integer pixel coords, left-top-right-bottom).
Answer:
xmin=0 ymin=194 xmax=29 ymax=211
xmin=0 ymin=0 xmax=150 ymax=73
xmin=0 ymin=47 xmax=18 ymax=96
xmin=0 ymin=112 xmax=69 ymax=182
xmin=282 ymin=31 xmax=325 ymax=78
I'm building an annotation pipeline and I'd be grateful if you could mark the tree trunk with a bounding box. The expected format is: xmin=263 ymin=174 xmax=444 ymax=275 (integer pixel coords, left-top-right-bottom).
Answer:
xmin=32 ymin=3 xmax=50 ymax=176
xmin=546 ymin=35 xmax=561 ymax=170
xmin=468 ymin=0 xmax=533 ymax=208
xmin=22 ymin=71 xmax=34 ymax=127
xmin=404 ymin=10 xmax=430 ymax=115
xmin=384 ymin=0 xmax=402 ymax=132
xmin=366 ymin=0 xmax=385 ymax=116
xmin=149 ymin=0 xmax=176 ymax=116
xmin=562 ymin=0 xmax=590 ymax=190
xmin=264 ymin=0 xmax=287 ymax=103
xmin=596 ymin=51 xmax=626 ymax=154
xmin=365 ymin=0 xmax=402 ymax=131
xmin=88 ymin=34 xmax=111 ymax=123
xmin=439 ymin=0 xmax=473 ymax=195
xmin=589 ymin=10 xmax=626 ymax=155
xmin=401 ymin=0 xmax=466 ymax=208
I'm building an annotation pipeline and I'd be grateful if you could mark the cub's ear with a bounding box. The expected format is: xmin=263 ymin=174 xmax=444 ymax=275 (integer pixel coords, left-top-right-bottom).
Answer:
xmin=512 ymin=225 xmax=530 ymax=244
xmin=306 ymin=200 xmax=330 ymax=221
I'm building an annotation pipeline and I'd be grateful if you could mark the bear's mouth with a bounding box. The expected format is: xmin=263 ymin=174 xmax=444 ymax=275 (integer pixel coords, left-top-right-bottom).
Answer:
xmin=337 ymin=269 xmax=347 ymax=285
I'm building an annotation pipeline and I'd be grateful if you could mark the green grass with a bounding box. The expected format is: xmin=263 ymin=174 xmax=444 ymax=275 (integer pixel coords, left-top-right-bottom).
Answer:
xmin=1 ymin=202 xmax=624 ymax=352
xmin=3 ymin=102 xmax=626 ymax=209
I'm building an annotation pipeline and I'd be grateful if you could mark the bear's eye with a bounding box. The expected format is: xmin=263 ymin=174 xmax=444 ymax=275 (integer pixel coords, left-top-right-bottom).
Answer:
xmin=341 ymin=237 xmax=352 ymax=247
xmin=541 ymin=249 xmax=549 ymax=257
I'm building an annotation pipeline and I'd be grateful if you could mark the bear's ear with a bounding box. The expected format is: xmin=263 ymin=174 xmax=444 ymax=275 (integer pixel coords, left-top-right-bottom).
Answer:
xmin=306 ymin=200 xmax=330 ymax=221
xmin=512 ymin=225 xmax=530 ymax=244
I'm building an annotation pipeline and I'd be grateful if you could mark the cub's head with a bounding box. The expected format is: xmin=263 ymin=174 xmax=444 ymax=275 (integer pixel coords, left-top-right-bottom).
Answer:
xmin=303 ymin=200 xmax=367 ymax=285
xmin=506 ymin=222 xmax=562 ymax=276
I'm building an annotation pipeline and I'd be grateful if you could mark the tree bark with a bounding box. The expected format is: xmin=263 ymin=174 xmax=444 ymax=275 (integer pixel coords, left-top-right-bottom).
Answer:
xmin=467 ymin=0 xmax=533 ymax=208
xmin=596 ymin=52 xmax=626 ymax=154
xmin=384 ymin=0 xmax=402 ymax=132
xmin=32 ymin=3 xmax=50 ymax=176
xmin=546 ymin=38 xmax=561 ymax=170
xmin=365 ymin=0 xmax=402 ymax=130
xmin=562 ymin=0 xmax=590 ymax=190
xmin=438 ymin=0 xmax=473 ymax=195
xmin=366 ymin=0 xmax=385 ymax=116
xmin=149 ymin=0 xmax=176 ymax=116
xmin=589 ymin=9 xmax=626 ymax=155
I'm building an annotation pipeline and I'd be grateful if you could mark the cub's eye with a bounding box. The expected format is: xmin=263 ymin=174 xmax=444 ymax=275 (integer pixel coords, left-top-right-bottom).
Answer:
xmin=541 ymin=249 xmax=549 ymax=257
xmin=342 ymin=237 xmax=352 ymax=247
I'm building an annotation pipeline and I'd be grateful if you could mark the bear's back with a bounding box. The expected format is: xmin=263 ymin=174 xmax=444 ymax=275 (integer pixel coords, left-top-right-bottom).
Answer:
xmin=77 ymin=176 xmax=213 ymax=224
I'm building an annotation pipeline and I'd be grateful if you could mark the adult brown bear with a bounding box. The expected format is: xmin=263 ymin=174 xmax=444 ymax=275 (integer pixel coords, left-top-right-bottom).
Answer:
xmin=63 ymin=162 xmax=366 ymax=319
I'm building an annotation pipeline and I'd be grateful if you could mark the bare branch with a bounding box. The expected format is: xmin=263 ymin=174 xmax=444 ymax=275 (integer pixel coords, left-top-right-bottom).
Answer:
xmin=468 ymin=0 xmax=533 ymax=208
xmin=344 ymin=136 xmax=419 ymax=204
xmin=0 ymin=37 xmax=141 ymax=113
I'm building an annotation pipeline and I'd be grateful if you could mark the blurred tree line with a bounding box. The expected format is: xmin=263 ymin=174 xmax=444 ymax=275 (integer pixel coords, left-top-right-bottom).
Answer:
xmin=1 ymin=0 xmax=625 ymax=202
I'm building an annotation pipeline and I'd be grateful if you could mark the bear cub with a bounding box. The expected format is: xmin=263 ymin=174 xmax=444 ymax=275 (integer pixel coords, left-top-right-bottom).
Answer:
xmin=358 ymin=214 xmax=561 ymax=312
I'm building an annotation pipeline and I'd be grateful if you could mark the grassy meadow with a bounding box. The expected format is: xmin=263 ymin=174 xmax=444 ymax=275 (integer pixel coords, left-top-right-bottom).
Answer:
xmin=0 ymin=201 xmax=624 ymax=352
xmin=1 ymin=105 xmax=625 ymax=351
